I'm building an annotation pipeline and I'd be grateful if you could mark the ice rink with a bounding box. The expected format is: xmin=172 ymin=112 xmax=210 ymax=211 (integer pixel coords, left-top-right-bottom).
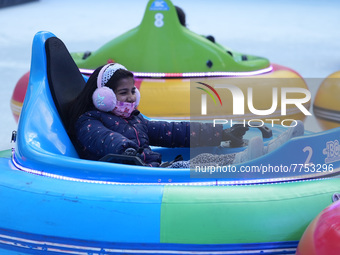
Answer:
xmin=1 ymin=0 xmax=340 ymax=150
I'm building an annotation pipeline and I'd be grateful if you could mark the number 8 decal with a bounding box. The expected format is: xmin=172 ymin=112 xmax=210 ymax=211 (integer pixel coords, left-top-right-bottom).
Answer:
xmin=155 ymin=13 xmax=164 ymax=27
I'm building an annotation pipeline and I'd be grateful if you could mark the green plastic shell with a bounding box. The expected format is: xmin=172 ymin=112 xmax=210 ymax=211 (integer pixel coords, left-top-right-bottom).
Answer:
xmin=72 ymin=0 xmax=270 ymax=73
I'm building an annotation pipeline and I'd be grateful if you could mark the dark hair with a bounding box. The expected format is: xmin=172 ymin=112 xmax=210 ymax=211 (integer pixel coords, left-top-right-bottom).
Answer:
xmin=175 ymin=6 xmax=186 ymax=27
xmin=67 ymin=65 xmax=134 ymax=137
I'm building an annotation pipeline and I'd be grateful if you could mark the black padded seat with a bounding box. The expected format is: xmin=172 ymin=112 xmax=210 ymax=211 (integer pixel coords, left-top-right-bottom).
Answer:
xmin=45 ymin=37 xmax=86 ymax=129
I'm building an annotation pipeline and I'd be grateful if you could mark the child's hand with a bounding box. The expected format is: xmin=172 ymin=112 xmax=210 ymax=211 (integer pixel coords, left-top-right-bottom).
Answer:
xmin=123 ymin=148 xmax=138 ymax=156
xmin=222 ymin=125 xmax=249 ymax=147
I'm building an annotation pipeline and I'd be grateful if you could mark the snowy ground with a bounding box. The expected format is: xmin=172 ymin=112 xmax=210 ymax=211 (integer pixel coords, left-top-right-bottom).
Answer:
xmin=0 ymin=0 xmax=340 ymax=151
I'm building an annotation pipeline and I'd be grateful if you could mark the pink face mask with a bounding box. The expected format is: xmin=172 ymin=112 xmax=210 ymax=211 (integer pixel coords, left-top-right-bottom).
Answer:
xmin=112 ymin=101 xmax=136 ymax=118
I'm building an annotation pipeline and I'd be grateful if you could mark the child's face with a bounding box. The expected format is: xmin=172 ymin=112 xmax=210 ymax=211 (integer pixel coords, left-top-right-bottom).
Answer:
xmin=114 ymin=77 xmax=136 ymax=103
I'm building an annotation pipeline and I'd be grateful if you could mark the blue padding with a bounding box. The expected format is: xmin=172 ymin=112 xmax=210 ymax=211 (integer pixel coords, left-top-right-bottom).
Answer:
xmin=0 ymin=226 xmax=298 ymax=254
xmin=0 ymin=165 xmax=163 ymax=243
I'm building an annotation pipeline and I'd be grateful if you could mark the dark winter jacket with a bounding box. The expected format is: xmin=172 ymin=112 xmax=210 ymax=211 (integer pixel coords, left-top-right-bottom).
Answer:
xmin=74 ymin=110 xmax=223 ymax=166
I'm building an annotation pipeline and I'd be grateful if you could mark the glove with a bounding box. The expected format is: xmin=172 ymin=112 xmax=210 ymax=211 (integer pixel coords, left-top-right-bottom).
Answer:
xmin=122 ymin=148 xmax=138 ymax=156
xmin=222 ymin=124 xmax=249 ymax=147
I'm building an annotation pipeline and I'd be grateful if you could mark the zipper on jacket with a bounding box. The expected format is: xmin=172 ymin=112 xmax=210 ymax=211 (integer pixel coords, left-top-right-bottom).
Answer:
xmin=124 ymin=119 xmax=141 ymax=146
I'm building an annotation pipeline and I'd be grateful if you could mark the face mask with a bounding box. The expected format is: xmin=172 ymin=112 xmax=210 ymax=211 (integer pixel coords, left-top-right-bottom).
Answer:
xmin=112 ymin=101 xmax=136 ymax=118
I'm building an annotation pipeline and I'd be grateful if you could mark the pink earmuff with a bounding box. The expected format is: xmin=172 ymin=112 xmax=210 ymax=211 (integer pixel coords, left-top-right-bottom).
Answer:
xmin=92 ymin=86 xmax=117 ymax=112
xmin=92 ymin=63 xmax=140 ymax=112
